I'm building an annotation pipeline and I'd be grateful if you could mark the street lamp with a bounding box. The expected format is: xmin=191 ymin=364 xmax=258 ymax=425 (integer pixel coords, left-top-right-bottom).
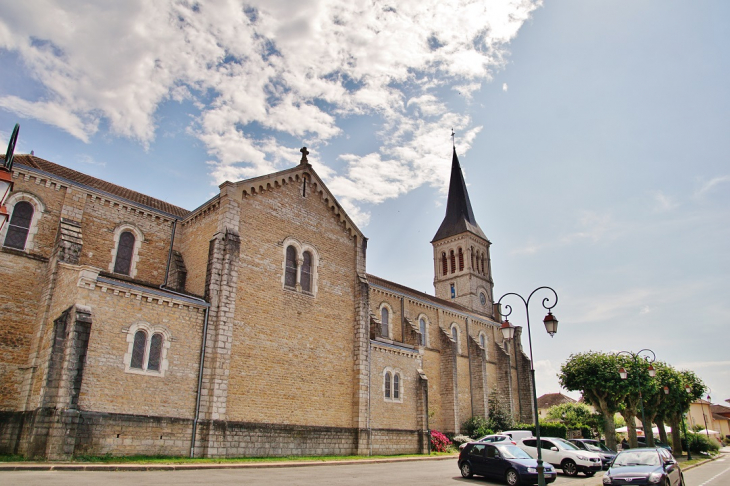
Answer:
xmin=616 ymin=348 xmax=656 ymax=445
xmin=682 ymin=384 xmax=692 ymax=460
xmin=0 ymin=123 xmax=20 ymax=232
xmin=497 ymin=286 xmax=558 ymax=486
xmin=701 ymin=387 xmax=712 ymax=442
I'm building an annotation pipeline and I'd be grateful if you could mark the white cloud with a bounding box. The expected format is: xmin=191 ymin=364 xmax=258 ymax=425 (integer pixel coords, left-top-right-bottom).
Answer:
xmin=502 ymin=82 xmax=508 ymax=91
xmin=695 ymin=175 xmax=730 ymax=198
xmin=652 ymin=190 xmax=678 ymax=212
xmin=0 ymin=0 xmax=541 ymax=224
xmin=511 ymin=210 xmax=615 ymax=255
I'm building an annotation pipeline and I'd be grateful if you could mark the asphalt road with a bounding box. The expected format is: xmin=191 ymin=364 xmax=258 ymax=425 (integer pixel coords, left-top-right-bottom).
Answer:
xmin=1 ymin=455 xmax=728 ymax=486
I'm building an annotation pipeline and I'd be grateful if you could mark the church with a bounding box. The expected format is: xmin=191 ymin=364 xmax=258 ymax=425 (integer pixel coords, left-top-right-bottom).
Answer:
xmin=0 ymin=146 xmax=533 ymax=459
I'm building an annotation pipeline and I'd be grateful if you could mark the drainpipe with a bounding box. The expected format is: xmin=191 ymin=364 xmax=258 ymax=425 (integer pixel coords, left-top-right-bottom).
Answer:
xmin=368 ymin=339 xmax=372 ymax=456
xmin=190 ymin=306 xmax=210 ymax=458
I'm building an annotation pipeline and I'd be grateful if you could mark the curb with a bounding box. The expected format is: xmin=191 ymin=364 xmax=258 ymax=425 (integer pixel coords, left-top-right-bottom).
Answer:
xmin=0 ymin=453 xmax=459 ymax=472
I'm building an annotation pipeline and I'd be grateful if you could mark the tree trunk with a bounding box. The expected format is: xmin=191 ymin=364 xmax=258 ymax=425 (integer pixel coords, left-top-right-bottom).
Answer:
xmin=603 ymin=410 xmax=617 ymax=451
xmin=656 ymin=417 xmax=669 ymax=444
xmin=643 ymin=411 xmax=656 ymax=446
xmin=622 ymin=411 xmax=638 ymax=448
xmin=669 ymin=414 xmax=683 ymax=456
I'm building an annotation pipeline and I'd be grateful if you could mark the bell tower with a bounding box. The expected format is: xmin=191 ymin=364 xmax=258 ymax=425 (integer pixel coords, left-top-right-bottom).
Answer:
xmin=432 ymin=147 xmax=494 ymax=316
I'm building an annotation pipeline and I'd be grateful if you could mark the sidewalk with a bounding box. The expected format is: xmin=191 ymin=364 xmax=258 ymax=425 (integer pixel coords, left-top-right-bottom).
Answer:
xmin=0 ymin=453 xmax=459 ymax=472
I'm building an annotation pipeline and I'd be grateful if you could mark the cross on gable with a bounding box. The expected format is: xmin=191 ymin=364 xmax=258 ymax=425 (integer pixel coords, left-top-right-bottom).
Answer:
xmin=300 ymin=147 xmax=309 ymax=164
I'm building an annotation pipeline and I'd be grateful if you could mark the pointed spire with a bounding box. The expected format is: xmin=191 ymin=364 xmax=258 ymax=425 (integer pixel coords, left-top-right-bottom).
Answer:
xmin=432 ymin=147 xmax=486 ymax=242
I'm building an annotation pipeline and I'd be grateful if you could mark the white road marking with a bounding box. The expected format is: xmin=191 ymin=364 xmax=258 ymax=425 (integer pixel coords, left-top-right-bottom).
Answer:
xmin=697 ymin=465 xmax=730 ymax=486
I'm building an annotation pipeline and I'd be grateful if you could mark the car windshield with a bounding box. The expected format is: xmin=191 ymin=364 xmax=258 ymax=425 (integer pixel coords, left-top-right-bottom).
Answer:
xmin=583 ymin=441 xmax=611 ymax=452
xmin=553 ymin=438 xmax=580 ymax=450
xmin=613 ymin=451 xmax=661 ymax=467
xmin=499 ymin=445 xmax=533 ymax=459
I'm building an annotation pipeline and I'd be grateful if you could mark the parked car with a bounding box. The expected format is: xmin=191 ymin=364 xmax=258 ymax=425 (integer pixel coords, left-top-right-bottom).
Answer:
xmin=636 ymin=438 xmax=673 ymax=453
xmin=601 ymin=447 xmax=684 ymax=485
xmin=459 ymin=434 xmax=516 ymax=451
xmin=568 ymin=439 xmax=617 ymax=468
xmin=502 ymin=430 xmax=534 ymax=442
xmin=517 ymin=437 xmax=603 ymax=477
xmin=459 ymin=442 xmax=558 ymax=485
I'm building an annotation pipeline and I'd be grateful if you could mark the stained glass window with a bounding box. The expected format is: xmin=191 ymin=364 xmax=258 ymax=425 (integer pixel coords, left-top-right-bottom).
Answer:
xmin=4 ymin=201 xmax=33 ymax=249
xmin=301 ymin=251 xmax=312 ymax=292
xmin=381 ymin=307 xmax=389 ymax=337
xmin=147 ymin=333 xmax=163 ymax=371
xmin=385 ymin=372 xmax=391 ymax=398
xmin=114 ymin=231 xmax=135 ymax=275
xmin=285 ymin=245 xmax=297 ymax=288
xmin=130 ymin=330 xmax=147 ymax=369
xmin=393 ymin=374 xmax=400 ymax=399
xmin=419 ymin=318 xmax=426 ymax=346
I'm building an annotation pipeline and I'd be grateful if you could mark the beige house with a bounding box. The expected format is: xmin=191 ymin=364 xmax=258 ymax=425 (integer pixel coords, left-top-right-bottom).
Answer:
xmin=686 ymin=399 xmax=730 ymax=440
xmin=537 ymin=392 xmax=577 ymax=419
xmin=0 ymin=148 xmax=533 ymax=459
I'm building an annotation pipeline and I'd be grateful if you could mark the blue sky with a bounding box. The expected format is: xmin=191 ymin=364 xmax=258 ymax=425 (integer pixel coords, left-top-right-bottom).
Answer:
xmin=1 ymin=1 xmax=728 ymax=404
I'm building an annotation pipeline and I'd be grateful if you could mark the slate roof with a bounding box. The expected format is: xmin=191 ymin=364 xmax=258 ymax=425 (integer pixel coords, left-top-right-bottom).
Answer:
xmin=711 ymin=404 xmax=730 ymax=416
xmin=7 ymin=154 xmax=189 ymax=218
xmin=537 ymin=392 xmax=577 ymax=409
xmin=432 ymin=147 xmax=486 ymax=242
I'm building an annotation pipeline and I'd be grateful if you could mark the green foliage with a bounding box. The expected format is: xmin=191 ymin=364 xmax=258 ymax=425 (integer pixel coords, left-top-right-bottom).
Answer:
xmin=685 ymin=432 xmax=720 ymax=454
xmin=487 ymin=389 xmax=514 ymax=432
xmin=545 ymin=402 xmax=594 ymax=430
xmin=580 ymin=426 xmax=594 ymax=439
xmin=506 ymin=421 xmax=567 ymax=439
xmin=559 ymin=352 xmax=628 ymax=416
xmin=462 ymin=416 xmax=493 ymax=439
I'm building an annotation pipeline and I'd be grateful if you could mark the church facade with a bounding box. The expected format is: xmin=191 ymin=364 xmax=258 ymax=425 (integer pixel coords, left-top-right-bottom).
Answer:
xmin=0 ymin=148 xmax=533 ymax=459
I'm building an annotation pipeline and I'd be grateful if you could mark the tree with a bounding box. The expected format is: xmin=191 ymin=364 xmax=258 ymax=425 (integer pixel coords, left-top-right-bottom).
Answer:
xmin=487 ymin=387 xmax=514 ymax=432
xmin=545 ymin=402 xmax=594 ymax=431
xmin=559 ymin=352 xmax=628 ymax=450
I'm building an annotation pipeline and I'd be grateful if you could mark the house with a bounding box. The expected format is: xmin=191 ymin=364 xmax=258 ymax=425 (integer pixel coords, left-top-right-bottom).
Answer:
xmin=0 ymin=148 xmax=533 ymax=459
xmin=536 ymin=392 xmax=577 ymax=419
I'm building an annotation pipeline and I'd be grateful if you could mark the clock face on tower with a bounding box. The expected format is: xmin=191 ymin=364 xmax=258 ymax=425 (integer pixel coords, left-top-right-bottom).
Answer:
xmin=479 ymin=291 xmax=487 ymax=306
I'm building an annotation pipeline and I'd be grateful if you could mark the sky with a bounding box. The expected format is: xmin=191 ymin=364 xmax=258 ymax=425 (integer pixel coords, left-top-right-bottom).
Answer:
xmin=1 ymin=1 xmax=728 ymax=405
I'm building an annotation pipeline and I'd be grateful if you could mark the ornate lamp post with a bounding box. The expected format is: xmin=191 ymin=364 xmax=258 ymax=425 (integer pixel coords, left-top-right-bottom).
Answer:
xmin=498 ymin=286 xmax=558 ymax=486
xmin=683 ymin=384 xmax=692 ymax=460
xmin=0 ymin=123 xmax=20 ymax=232
xmin=701 ymin=387 xmax=712 ymax=442
xmin=617 ymin=348 xmax=656 ymax=444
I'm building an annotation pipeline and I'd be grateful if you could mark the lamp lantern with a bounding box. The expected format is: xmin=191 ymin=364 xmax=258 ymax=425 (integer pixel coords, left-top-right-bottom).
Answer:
xmin=619 ymin=367 xmax=628 ymax=380
xmin=663 ymin=386 xmax=669 ymax=395
xmin=685 ymin=385 xmax=692 ymax=394
xmin=500 ymin=320 xmax=515 ymax=340
xmin=647 ymin=364 xmax=656 ymax=377
xmin=543 ymin=311 xmax=558 ymax=337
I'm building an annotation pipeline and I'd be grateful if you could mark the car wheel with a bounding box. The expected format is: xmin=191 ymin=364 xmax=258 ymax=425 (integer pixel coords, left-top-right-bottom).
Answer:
xmin=505 ymin=468 xmax=521 ymax=486
xmin=460 ymin=462 xmax=473 ymax=478
xmin=561 ymin=459 xmax=578 ymax=477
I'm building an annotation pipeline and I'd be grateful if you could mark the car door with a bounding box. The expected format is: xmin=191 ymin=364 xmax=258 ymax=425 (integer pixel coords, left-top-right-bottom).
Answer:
xmin=519 ymin=438 xmax=538 ymax=459
xmin=467 ymin=443 xmax=487 ymax=476
xmin=482 ymin=444 xmax=507 ymax=479
xmin=659 ymin=449 xmax=681 ymax=485
xmin=539 ymin=439 xmax=559 ymax=466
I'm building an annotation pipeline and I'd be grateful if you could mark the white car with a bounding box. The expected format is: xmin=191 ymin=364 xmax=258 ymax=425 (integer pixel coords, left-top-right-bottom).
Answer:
xmin=459 ymin=434 xmax=515 ymax=450
xmin=517 ymin=437 xmax=603 ymax=477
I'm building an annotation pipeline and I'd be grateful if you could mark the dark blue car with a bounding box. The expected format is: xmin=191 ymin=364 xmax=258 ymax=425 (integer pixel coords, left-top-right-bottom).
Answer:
xmin=459 ymin=442 xmax=557 ymax=485
xmin=602 ymin=447 xmax=685 ymax=486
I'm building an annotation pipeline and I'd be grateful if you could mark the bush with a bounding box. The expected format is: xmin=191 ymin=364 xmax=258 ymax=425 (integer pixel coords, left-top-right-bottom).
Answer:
xmin=686 ymin=432 xmax=720 ymax=454
xmin=507 ymin=421 xmax=567 ymax=439
xmin=462 ymin=416 xmax=493 ymax=439
xmin=430 ymin=430 xmax=452 ymax=452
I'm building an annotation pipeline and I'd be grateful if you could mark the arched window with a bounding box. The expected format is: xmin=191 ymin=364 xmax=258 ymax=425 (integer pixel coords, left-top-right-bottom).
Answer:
xmin=381 ymin=306 xmax=389 ymax=338
xmin=384 ymin=372 xmax=392 ymax=398
xmin=450 ymin=250 xmax=455 ymax=274
xmin=458 ymin=248 xmax=464 ymax=271
xmin=114 ymin=231 xmax=136 ymax=275
xmin=419 ymin=318 xmax=427 ymax=346
xmin=130 ymin=330 xmax=147 ymax=369
xmin=441 ymin=252 xmax=447 ymax=276
xmin=481 ymin=255 xmax=486 ymax=274
xmin=3 ymin=201 xmax=33 ymax=250
xmin=301 ymin=251 xmax=312 ymax=292
xmin=470 ymin=246 xmax=475 ymax=270
xmin=480 ymin=333 xmax=486 ymax=348
xmin=451 ymin=326 xmax=458 ymax=342
xmin=393 ymin=373 xmax=400 ymax=399
xmin=147 ymin=333 xmax=163 ymax=371
xmin=285 ymin=245 xmax=297 ymax=288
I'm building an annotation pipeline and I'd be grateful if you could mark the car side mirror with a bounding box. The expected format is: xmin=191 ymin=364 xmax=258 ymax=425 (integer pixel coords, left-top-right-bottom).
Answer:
xmin=550 ymin=447 xmax=558 ymax=451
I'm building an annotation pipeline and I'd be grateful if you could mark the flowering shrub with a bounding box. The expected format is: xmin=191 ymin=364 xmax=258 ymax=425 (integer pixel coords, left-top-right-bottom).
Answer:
xmin=452 ymin=434 xmax=472 ymax=447
xmin=430 ymin=430 xmax=452 ymax=452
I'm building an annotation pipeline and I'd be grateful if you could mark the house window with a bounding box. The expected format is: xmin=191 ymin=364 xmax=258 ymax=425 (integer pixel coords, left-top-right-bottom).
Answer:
xmin=282 ymin=238 xmax=319 ymax=295
xmin=458 ymin=247 xmax=464 ymax=271
xmin=124 ymin=323 xmax=170 ymax=376
xmin=3 ymin=201 xmax=33 ymax=250
xmin=419 ymin=317 xmax=427 ymax=346
xmin=301 ymin=251 xmax=312 ymax=292
xmin=381 ymin=306 xmax=390 ymax=338
xmin=114 ymin=231 xmax=135 ymax=275
xmin=384 ymin=371 xmax=392 ymax=398
xmin=285 ymin=245 xmax=298 ymax=288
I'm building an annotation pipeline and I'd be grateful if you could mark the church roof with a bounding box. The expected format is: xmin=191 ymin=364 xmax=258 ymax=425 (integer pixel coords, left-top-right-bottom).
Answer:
xmin=9 ymin=154 xmax=190 ymax=218
xmin=432 ymin=147 xmax=486 ymax=242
